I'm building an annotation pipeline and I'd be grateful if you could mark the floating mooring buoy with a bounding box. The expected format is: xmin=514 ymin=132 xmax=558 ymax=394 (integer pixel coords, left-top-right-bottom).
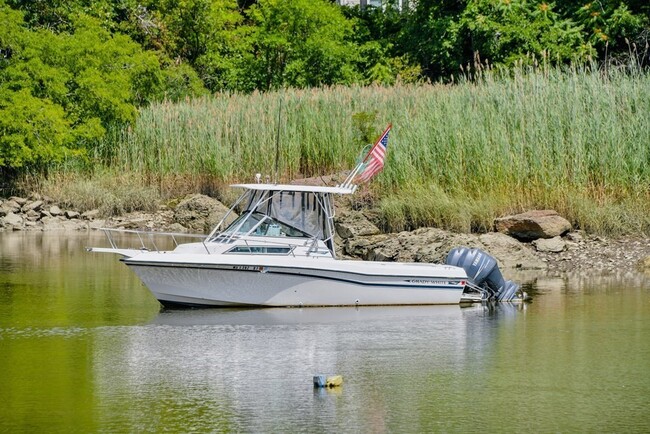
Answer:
xmin=313 ymin=375 xmax=343 ymax=388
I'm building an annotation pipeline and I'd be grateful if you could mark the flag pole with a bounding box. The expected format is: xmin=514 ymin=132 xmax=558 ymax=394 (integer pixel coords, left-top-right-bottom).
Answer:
xmin=341 ymin=161 xmax=364 ymax=188
xmin=341 ymin=123 xmax=392 ymax=189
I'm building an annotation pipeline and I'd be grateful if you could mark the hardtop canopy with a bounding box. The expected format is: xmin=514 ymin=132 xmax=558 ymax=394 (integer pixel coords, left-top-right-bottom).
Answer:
xmin=231 ymin=183 xmax=355 ymax=195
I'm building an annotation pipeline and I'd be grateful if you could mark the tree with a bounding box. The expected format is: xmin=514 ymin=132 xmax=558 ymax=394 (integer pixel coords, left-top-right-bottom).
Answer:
xmin=458 ymin=0 xmax=590 ymax=67
xmin=401 ymin=0 xmax=648 ymax=79
xmin=0 ymin=2 xmax=176 ymax=169
xmin=344 ymin=1 xmax=422 ymax=85
xmin=243 ymin=0 xmax=360 ymax=90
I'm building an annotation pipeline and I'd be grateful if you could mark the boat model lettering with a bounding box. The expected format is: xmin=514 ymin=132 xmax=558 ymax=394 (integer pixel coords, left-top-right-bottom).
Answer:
xmin=407 ymin=279 xmax=463 ymax=285
xmin=232 ymin=265 xmax=267 ymax=271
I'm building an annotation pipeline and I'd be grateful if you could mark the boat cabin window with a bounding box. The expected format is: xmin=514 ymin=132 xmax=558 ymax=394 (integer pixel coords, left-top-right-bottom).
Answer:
xmin=222 ymin=212 xmax=310 ymax=238
xmin=226 ymin=246 xmax=292 ymax=255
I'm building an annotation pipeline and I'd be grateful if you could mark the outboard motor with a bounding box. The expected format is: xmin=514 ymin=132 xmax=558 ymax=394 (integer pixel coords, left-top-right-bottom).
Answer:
xmin=446 ymin=247 xmax=524 ymax=302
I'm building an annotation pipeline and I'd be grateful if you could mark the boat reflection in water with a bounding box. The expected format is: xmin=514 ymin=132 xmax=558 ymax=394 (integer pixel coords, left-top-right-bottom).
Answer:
xmin=91 ymin=302 xmax=527 ymax=431
xmin=149 ymin=302 xmax=526 ymax=327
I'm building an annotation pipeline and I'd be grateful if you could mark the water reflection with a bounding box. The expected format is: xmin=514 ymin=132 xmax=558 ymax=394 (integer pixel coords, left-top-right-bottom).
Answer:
xmin=92 ymin=304 xmax=516 ymax=432
xmin=0 ymin=231 xmax=160 ymax=329
xmin=1 ymin=232 xmax=649 ymax=433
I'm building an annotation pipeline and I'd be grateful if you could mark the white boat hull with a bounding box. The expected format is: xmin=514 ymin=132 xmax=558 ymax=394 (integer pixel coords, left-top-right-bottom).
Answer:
xmin=90 ymin=182 xmax=524 ymax=307
xmin=125 ymin=260 xmax=466 ymax=307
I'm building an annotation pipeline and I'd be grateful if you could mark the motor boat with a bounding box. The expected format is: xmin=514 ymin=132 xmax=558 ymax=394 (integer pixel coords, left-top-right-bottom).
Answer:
xmin=89 ymin=181 xmax=525 ymax=307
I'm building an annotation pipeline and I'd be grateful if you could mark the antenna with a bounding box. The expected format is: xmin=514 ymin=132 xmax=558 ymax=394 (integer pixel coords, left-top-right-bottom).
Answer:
xmin=274 ymin=95 xmax=283 ymax=184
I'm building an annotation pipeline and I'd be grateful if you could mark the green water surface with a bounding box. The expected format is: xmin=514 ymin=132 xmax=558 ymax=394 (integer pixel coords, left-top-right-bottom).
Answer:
xmin=1 ymin=232 xmax=649 ymax=433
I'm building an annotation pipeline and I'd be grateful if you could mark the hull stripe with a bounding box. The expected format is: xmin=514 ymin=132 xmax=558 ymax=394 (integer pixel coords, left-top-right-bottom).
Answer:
xmin=123 ymin=261 xmax=464 ymax=291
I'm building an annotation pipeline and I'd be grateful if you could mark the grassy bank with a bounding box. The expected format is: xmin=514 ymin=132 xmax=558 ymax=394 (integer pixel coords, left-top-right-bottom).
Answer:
xmin=39 ymin=65 xmax=650 ymax=235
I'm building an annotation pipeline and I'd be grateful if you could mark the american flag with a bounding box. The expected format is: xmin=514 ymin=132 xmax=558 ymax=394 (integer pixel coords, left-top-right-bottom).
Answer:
xmin=357 ymin=124 xmax=391 ymax=183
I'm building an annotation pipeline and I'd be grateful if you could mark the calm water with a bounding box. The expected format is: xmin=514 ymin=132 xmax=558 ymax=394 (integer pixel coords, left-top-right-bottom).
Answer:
xmin=1 ymin=232 xmax=649 ymax=433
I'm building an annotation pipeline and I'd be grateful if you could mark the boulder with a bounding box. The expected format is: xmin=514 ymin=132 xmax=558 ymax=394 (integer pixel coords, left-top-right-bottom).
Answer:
xmin=168 ymin=222 xmax=189 ymax=233
xmin=82 ymin=209 xmax=100 ymax=220
xmin=49 ymin=205 xmax=62 ymax=216
xmin=88 ymin=219 xmax=106 ymax=230
xmin=2 ymin=212 xmax=23 ymax=228
xmin=532 ymin=236 xmax=566 ymax=253
xmin=335 ymin=210 xmax=380 ymax=239
xmin=41 ymin=216 xmax=66 ymax=230
xmin=65 ymin=210 xmax=80 ymax=219
xmin=565 ymin=231 xmax=584 ymax=243
xmin=494 ymin=210 xmax=571 ymax=241
xmin=25 ymin=209 xmax=41 ymax=220
xmin=3 ymin=200 xmax=20 ymax=213
xmin=173 ymin=194 xmax=236 ymax=233
xmin=42 ymin=215 xmax=87 ymax=230
xmin=22 ymin=200 xmax=43 ymax=213
xmin=9 ymin=196 xmax=27 ymax=206
xmin=118 ymin=218 xmax=150 ymax=229
xmin=343 ymin=234 xmax=389 ymax=258
xmin=344 ymin=225 xmax=548 ymax=271
xmin=478 ymin=232 xmax=548 ymax=269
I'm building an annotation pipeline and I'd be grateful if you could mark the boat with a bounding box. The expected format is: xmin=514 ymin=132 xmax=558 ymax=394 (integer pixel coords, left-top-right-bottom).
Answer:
xmin=88 ymin=181 xmax=525 ymax=307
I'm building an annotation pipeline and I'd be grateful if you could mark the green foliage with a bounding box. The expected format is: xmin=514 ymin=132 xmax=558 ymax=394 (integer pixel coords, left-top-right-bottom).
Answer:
xmin=401 ymin=0 xmax=648 ymax=78
xmin=0 ymin=1 xmax=204 ymax=170
xmin=459 ymin=0 xmax=590 ymax=66
xmin=344 ymin=2 xmax=421 ymax=85
xmin=0 ymin=89 xmax=75 ymax=168
xmin=244 ymin=0 xmax=360 ymax=90
xmin=575 ymin=2 xmax=647 ymax=54
xmin=351 ymin=110 xmax=379 ymax=146
xmin=1 ymin=0 xmax=649 ymax=180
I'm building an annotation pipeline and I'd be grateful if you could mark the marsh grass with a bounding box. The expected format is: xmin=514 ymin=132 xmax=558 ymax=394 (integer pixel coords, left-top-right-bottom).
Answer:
xmin=33 ymin=171 xmax=161 ymax=216
xmin=48 ymin=65 xmax=650 ymax=234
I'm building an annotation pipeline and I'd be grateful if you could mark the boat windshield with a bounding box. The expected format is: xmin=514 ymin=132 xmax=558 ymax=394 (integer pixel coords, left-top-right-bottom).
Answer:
xmin=221 ymin=212 xmax=310 ymax=238
xmin=208 ymin=188 xmax=337 ymax=255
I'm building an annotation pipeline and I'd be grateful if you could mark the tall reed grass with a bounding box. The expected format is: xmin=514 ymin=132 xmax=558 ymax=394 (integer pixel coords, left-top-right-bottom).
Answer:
xmin=68 ymin=65 xmax=650 ymax=234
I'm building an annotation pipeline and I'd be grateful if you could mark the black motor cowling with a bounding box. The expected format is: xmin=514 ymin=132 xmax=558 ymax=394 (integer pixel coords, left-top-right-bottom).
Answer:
xmin=446 ymin=247 xmax=521 ymax=302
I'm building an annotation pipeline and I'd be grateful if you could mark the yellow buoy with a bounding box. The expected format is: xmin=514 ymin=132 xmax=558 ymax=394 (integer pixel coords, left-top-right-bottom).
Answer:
xmin=325 ymin=375 xmax=343 ymax=388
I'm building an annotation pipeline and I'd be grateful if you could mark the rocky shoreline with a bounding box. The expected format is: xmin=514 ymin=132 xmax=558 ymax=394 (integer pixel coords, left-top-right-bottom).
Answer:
xmin=2 ymin=193 xmax=649 ymax=275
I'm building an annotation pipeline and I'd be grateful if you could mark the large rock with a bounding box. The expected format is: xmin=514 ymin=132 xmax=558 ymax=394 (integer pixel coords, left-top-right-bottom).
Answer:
xmin=344 ymin=226 xmax=547 ymax=271
xmin=22 ymin=200 xmax=43 ymax=213
xmin=478 ymin=232 xmax=548 ymax=269
xmin=173 ymin=194 xmax=236 ymax=233
xmin=2 ymin=200 xmax=20 ymax=213
xmin=533 ymin=236 xmax=566 ymax=253
xmin=40 ymin=216 xmax=67 ymax=230
xmin=9 ymin=196 xmax=27 ymax=206
xmin=494 ymin=210 xmax=571 ymax=241
xmin=2 ymin=212 xmax=23 ymax=229
xmin=335 ymin=210 xmax=380 ymax=239
xmin=40 ymin=217 xmax=87 ymax=231
xmin=343 ymin=233 xmax=389 ymax=258
xmin=25 ymin=209 xmax=41 ymax=221
xmin=65 ymin=210 xmax=80 ymax=219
